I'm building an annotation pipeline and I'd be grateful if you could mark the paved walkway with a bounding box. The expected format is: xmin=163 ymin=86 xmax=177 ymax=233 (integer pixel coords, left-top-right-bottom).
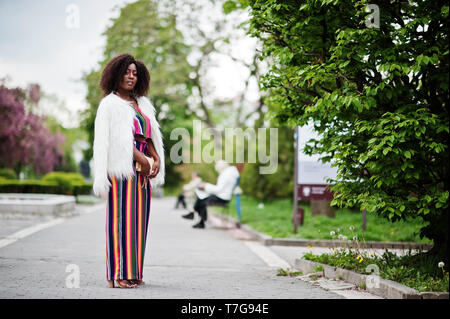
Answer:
xmin=0 ymin=196 xmax=380 ymax=299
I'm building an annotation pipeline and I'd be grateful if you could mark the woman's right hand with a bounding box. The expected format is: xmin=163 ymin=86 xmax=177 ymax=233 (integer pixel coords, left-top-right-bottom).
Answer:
xmin=138 ymin=156 xmax=151 ymax=177
xmin=134 ymin=147 xmax=151 ymax=177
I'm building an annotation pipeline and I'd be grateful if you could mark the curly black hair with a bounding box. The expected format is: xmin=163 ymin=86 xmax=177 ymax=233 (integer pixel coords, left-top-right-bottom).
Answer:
xmin=99 ymin=53 xmax=150 ymax=97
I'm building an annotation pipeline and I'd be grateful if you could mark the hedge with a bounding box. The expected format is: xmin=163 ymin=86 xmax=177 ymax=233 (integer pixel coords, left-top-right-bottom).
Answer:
xmin=42 ymin=172 xmax=86 ymax=184
xmin=0 ymin=179 xmax=92 ymax=196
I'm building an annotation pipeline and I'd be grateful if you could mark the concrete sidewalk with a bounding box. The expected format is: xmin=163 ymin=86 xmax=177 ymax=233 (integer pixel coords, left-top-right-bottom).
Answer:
xmin=0 ymin=196 xmax=352 ymax=299
xmin=206 ymin=212 xmax=384 ymax=299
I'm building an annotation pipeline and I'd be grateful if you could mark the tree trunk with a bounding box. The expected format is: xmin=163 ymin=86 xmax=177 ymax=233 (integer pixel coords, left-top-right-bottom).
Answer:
xmin=422 ymin=210 xmax=449 ymax=273
xmin=310 ymin=200 xmax=335 ymax=218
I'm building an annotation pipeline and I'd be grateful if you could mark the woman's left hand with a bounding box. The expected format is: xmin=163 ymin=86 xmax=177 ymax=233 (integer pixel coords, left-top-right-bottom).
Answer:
xmin=148 ymin=158 xmax=160 ymax=179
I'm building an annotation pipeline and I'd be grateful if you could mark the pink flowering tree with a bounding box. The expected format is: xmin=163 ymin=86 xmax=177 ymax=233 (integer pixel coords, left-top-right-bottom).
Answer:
xmin=0 ymin=82 xmax=64 ymax=176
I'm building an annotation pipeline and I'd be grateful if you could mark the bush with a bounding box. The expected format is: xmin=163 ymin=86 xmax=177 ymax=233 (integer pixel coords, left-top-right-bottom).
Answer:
xmin=0 ymin=179 xmax=60 ymax=194
xmin=42 ymin=171 xmax=86 ymax=184
xmin=0 ymin=168 xmax=17 ymax=179
xmin=72 ymin=182 xmax=93 ymax=196
xmin=0 ymin=172 xmax=92 ymax=196
xmin=42 ymin=172 xmax=86 ymax=194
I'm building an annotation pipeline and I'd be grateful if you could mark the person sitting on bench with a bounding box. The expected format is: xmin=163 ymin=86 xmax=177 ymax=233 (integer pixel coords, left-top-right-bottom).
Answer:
xmin=175 ymin=171 xmax=202 ymax=210
xmin=182 ymin=160 xmax=240 ymax=229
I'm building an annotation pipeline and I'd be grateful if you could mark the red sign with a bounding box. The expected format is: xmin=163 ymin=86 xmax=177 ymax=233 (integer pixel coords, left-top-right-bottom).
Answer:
xmin=298 ymin=184 xmax=334 ymax=201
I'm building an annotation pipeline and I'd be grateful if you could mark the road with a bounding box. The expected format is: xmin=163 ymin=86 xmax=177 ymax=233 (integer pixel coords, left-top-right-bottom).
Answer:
xmin=0 ymin=196 xmax=349 ymax=299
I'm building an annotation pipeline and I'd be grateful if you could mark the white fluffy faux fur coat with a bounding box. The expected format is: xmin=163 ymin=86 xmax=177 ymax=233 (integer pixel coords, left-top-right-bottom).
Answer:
xmin=92 ymin=92 xmax=165 ymax=196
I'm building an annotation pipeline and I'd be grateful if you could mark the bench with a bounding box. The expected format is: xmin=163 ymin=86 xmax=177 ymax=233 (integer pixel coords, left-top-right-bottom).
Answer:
xmin=207 ymin=177 xmax=242 ymax=227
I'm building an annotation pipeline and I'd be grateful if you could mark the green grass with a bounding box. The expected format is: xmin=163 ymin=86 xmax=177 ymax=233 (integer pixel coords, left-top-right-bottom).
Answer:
xmin=276 ymin=269 xmax=303 ymax=277
xmin=222 ymin=195 xmax=431 ymax=243
xmin=303 ymin=249 xmax=449 ymax=292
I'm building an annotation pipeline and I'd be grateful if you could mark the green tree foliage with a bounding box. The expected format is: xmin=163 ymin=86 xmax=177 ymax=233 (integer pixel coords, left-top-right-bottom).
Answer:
xmin=0 ymin=168 xmax=17 ymax=179
xmin=81 ymin=0 xmax=193 ymax=187
xmin=45 ymin=116 xmax=86 ymax=173
xmin=240 ymin=123 xmax=294 ymax=200
xmin=238 ymin=0 xmax=449 ymax=263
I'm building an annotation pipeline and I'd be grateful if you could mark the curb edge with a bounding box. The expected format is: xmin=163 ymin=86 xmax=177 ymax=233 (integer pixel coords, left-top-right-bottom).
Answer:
xmin=210 ymin=210 xmax=433 ymax=251
xmin=294 ymin=258 xmax=449 ymax=299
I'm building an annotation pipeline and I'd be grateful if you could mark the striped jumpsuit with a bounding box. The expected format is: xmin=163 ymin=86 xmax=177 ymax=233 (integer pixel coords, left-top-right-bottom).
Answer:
xmin=106 ymin=105 xmax=152 ymax=281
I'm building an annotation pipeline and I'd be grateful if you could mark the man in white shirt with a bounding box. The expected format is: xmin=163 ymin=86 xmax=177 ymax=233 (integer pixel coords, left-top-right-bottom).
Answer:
xmin=182 ymin=160 xmax=240 ymax=229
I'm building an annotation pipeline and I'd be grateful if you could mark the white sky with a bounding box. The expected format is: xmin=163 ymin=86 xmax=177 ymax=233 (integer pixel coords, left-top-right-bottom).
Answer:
xmin=0 ymin=0 xmax=135 ymax=127
xmin=0 ymin=0 xmax=257 ymax=128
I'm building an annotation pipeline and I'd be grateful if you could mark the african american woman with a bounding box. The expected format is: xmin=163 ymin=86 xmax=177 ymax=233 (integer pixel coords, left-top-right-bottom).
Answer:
xmin=92 ymin=54 xmax=165 ymax=289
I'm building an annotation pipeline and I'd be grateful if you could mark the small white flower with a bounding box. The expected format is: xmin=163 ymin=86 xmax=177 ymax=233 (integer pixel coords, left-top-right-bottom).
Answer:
xmin=257 ymin=203 xmax=264 ymax=209
xmin=438 ymin=262 xmax=445 ymax=268
xmin=353 ymin=235 xmax=358 ymax=241
xmin=342 ymin=236 xmax=347 ymax=241
xmin=349 ymin=226 xmax=355 ymax=231
xmin=338 ymin=234 xmax=343 ymax=240
xmin=330 ymin=231 xmax=335 ymax=236
xmin=337 ymin=228 xmax=340 ymax=233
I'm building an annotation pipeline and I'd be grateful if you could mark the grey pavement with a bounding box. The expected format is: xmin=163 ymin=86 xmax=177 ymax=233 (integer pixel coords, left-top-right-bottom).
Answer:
xmin=0 ymin=196 xmax=352 ymax=299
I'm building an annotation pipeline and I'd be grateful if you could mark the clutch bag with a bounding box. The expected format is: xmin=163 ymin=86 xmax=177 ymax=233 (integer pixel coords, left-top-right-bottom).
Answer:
xmin=136 ymin=155 xmax=154 ymax=172
xmin=136 ymin=156 xmax=155 ymax=189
